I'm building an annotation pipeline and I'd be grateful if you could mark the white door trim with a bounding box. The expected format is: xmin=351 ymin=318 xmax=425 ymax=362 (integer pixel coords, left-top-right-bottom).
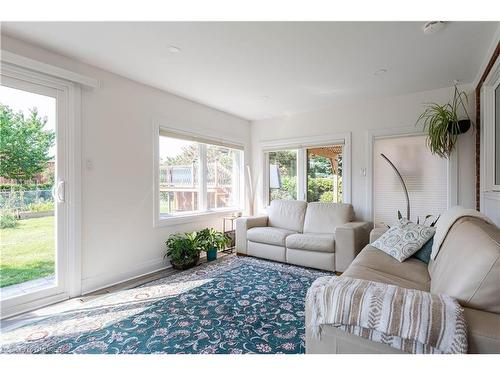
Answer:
xmin=0 ymin=62 xmax=83 ymax=318
xmin=366 ymin=127 xmax=458 ymax=222
xmin=1 ymin=50 xmax=99 ymax=88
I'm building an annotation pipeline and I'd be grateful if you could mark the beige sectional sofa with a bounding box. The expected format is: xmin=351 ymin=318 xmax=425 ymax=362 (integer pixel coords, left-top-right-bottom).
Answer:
xmin=235 ymin=200 xmax=372 ymax=272
xmin=306 ymin=216 xmax=500 ymax=354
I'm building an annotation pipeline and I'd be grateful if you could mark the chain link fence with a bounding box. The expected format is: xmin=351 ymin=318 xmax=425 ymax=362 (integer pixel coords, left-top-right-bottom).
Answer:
xmin=0 ymin=189 xmax=53 ymax=211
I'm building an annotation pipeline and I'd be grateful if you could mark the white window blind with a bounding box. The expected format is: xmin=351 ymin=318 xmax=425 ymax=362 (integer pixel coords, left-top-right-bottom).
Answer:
xmin=373 ymin=135 xmax=448 ymax=227
xmin=159 ymin=128 xmax=244 ymax=150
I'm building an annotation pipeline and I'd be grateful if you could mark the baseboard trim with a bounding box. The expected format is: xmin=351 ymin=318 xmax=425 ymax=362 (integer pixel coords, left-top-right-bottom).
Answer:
xmin=81 ymin=258 xmax=171 ymax=295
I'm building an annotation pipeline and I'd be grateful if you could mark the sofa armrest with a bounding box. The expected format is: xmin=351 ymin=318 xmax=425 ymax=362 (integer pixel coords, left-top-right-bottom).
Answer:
xmin=370 ymin=227 xmax=388 ymax=243
xmin=335 ymin=221 xmax=373 ymax=272
xmin=235 ymin=216 xmax=268 ymax=254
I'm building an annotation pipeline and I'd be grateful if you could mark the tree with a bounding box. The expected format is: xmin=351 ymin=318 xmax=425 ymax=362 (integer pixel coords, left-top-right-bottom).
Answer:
xmin=0 ymin=104 xmax=55 ymax=183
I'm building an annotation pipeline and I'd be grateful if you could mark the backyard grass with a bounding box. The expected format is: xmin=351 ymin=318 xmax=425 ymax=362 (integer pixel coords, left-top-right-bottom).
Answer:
xmin=0 ymin=216 xmax=55 ymax=288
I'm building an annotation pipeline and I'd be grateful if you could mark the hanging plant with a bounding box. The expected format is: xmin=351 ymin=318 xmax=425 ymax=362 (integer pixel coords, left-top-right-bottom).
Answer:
xmin=415 ymin=85 xmax=474 ymax=158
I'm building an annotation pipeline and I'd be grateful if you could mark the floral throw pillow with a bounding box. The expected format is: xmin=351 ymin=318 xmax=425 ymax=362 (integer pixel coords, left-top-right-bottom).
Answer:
xmin=371 ymin=219 xmax=436 ymax=262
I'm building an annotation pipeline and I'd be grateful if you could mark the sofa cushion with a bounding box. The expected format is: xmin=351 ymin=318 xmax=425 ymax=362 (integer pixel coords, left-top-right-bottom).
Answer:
xmin=371 ymin=219 xmax=435 ymax=262
xmin=429 ymin=217 xmax=500 ymax=314
xmin=303 ymin=202 xmax=353 ymax=234
xmin=411 ymin=237 xmax=434 ymax=264
xmin=247 ymin=226 xmax=296 ymax=247
xmin=342 ymin=245 xmax=431 ymax=291
xmin=286 ymin=233 xmax=335 ymax=253
xmin=268 ymin=200 xmax=308 ymax=232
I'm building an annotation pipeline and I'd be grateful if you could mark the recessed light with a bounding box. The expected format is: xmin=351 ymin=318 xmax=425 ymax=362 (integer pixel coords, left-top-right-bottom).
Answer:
xmin=374 ymin=69 xmax=388 ymax=76
xmin=167 ymin=45 xmax=181 ymax=53
xmin=423 ymin=21 xmax=446 ymax=34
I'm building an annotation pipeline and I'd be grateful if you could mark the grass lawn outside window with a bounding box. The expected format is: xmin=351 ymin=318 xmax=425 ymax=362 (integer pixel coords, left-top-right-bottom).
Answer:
xmin=0 ymin=216 xmax=55 ymax=288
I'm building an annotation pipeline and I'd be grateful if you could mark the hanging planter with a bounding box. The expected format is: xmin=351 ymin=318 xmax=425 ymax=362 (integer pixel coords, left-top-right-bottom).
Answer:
xmin=415 ymin=85 xmax=474 ymax=158
xmin=447 ymin=119 xmax=471 ymax=135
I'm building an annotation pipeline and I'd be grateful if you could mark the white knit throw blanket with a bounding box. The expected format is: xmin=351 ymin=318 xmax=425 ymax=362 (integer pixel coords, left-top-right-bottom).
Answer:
xmin=306 ymin=276 xmax=468 ymax=354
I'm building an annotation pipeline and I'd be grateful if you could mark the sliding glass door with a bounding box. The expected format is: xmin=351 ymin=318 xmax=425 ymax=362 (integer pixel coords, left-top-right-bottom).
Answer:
xmin=265 ymin=144 xmax=344 ymax=205
xmin=0 ymin=73 xmax=70 ymax=317
xmin=306 ymin=146 xmax=343 ymax=203
xmin=268 ymin=150 xmax=298 ymax=202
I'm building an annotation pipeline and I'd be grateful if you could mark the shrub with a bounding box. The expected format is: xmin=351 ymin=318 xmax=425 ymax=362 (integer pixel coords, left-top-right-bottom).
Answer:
xmin=307 ymin=177 xmax=334 ymax=202
xmin=0 ymin=211 xmax=18 ymax=229
xmin=270 ymin=176 xmax=297 ymax=200
xmin=319 ymin=191 xmax=334 ymax=202
xmin=26 ymin=201 xmax=54 ymax=212
xmin=0 ymin=183 xmax=53 ymax=191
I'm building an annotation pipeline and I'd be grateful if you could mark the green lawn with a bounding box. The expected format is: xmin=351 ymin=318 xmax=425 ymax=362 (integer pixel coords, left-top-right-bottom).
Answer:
xmin=0 ymin=216 xmax=55 ymax=288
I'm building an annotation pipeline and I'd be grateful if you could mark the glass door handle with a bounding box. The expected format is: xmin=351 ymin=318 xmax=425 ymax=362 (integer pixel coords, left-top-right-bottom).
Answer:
xmin=54 ymin=180 xmax=65 ymax=203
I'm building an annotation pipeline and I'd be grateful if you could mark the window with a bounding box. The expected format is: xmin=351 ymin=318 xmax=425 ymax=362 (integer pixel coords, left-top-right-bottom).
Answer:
xmin=159 ymin=137 xmax=200 ymax=215
xmin=207 ymin=145 xmax=242 ymax=210
xmin=373 ymin=135 xmax=448 ymax=226
xmin=157 ymin=131 xmax=243 ymax=222
xmin=306 ymin=146 xmax=343 ymax=203
xmin=264 ymin=142 xmax=346 ymax=205
xmin=268 ymin=150 xmax=297 ymax=201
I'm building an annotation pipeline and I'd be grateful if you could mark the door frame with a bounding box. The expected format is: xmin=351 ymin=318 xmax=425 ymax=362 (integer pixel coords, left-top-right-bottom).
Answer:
xmin=261 ymin=132 xmax=351 ymax=207
xmin=366 ymin=126 xmax=459 ymax=223
xmin=0 ymin=61 xmax=82 ymax=318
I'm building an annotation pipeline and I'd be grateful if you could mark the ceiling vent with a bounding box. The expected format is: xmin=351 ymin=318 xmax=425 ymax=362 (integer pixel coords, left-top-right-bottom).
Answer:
xmin=423 ymin=21 xmax=446 ymax=34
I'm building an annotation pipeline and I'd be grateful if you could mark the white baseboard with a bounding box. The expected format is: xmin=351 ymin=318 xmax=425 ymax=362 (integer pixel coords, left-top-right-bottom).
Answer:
xmin=81 ymin=257 xmax=171 ymax=295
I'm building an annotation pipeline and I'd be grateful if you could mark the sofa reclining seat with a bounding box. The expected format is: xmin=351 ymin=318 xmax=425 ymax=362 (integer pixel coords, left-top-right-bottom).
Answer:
xmin=236 ymin=200 xmax=372 ymax=272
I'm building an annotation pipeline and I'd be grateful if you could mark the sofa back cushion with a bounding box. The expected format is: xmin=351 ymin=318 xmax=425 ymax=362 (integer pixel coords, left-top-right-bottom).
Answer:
xmin=268 ymin=200 xmax=307 ymax=232
xmin=303 ymin=202 xmax=354 ymax=234
xmin=429 ymin=217 xmax=500 ymax=314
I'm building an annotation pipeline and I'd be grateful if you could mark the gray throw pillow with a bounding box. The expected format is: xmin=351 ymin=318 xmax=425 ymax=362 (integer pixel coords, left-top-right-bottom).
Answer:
xmin=371 ymin=219 xmax=436 ymax=262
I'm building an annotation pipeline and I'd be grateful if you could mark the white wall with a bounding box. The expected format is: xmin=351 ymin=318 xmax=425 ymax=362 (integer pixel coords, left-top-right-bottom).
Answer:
xmin=1 ymin=34 xmax=479 ymax=295
xmin=1 ymin=35 xmax=251 ymax=293
xmin=251 ymin=86 xmax=477 ymax=221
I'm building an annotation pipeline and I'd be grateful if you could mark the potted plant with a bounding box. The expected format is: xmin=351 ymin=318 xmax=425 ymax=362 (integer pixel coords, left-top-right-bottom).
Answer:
xmin=165 ymin=231 xmax=202 ymax=270
xmin=197 ymin=228 xmax=231 ymax=262
xmin=415 ymin=84 xmax=474 ymax=158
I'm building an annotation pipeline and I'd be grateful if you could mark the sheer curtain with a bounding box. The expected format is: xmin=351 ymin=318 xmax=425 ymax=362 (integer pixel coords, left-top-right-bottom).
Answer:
xmin=373 ymin=135 xmax=448 ymax=227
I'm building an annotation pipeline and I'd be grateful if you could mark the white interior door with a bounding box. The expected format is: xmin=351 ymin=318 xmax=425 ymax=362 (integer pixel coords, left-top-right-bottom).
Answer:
xmin=0 ymin=74 xmax=71 ymax=318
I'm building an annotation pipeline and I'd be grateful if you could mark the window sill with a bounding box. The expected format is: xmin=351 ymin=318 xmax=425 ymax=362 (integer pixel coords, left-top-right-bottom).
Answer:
xmin=155 ymin=208 xmax=242 ymax=227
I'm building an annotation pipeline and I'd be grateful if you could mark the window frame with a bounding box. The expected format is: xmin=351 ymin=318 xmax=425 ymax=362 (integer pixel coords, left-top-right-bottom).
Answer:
xmin=261 ymin=132 xmax=351 ymax=207
xmin=153 ymin=123 xmax=245 ymax=227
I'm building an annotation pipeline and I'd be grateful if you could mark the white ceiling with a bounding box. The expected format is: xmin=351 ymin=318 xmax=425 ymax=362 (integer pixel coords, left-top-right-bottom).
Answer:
xmin=2 ymin=22 xmax=498 ymax=120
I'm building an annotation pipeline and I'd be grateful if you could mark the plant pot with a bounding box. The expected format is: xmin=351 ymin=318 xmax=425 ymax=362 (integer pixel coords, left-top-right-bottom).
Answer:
xmin=170 ymin=253 xmax=200 ymax=270
xmin=447 ymin=119 xmax=471 ymax=135
xmin=206 ymin=247 xmax=218 ymax=262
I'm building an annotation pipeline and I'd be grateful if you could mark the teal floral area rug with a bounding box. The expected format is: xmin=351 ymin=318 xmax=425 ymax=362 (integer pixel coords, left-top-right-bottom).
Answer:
xmin=0 ymin=256 xmax=331 ymax=354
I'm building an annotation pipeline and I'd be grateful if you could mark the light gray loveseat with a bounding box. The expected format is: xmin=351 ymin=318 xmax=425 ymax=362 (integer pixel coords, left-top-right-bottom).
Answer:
xmin=235 ymin=200 xmax=372 ymax=272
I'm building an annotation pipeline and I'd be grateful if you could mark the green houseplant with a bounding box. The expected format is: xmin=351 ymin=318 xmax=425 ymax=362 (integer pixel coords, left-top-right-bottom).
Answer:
xmin=415 ymin=85 xmax=474 ymax=158
xmin=197 ymin=228 xmax=230 ymax=262
xmin=165 ymin=231 xmax=202 ymax=270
